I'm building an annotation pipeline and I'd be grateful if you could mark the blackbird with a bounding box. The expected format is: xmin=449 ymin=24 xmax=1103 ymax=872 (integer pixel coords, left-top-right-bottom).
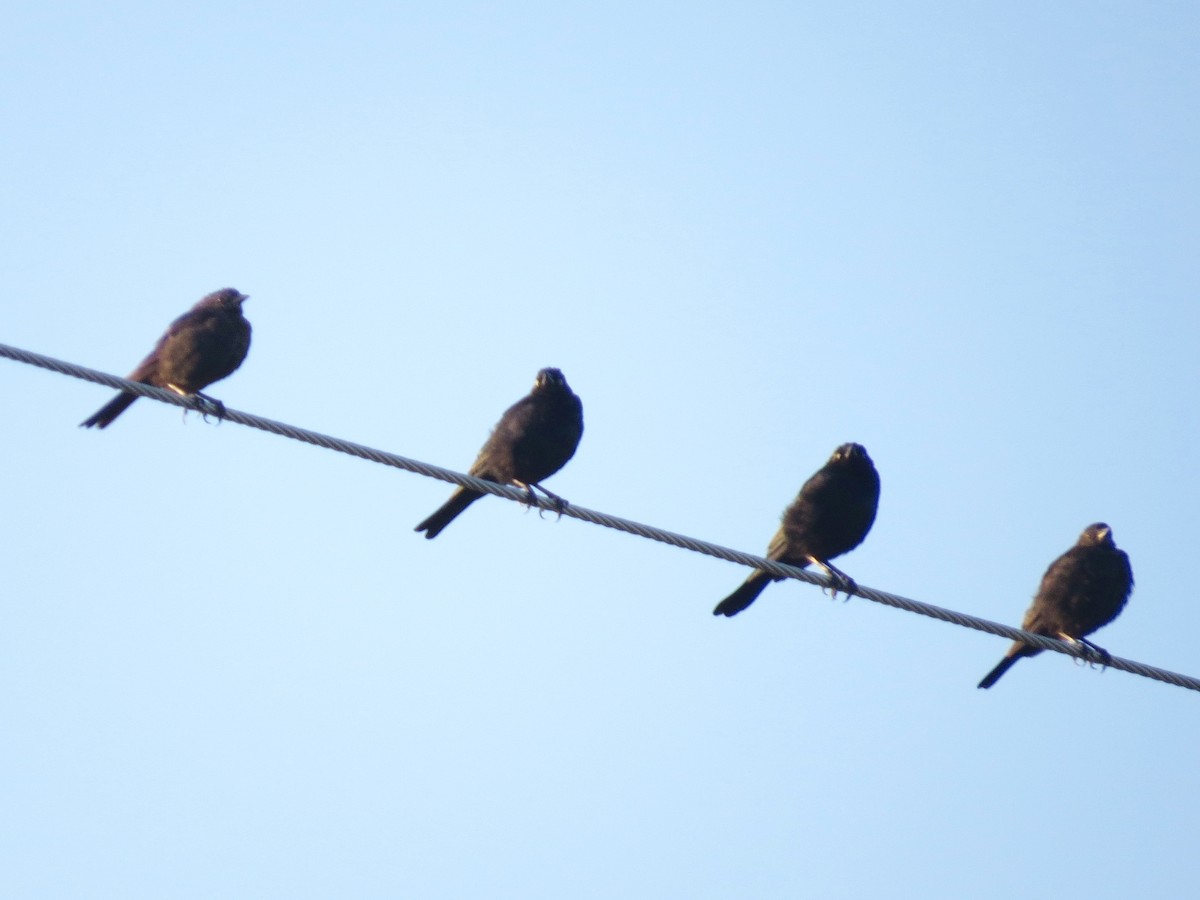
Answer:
xmin=81 ymin=288 xmax=251 ymax=429
xmin=415 ymin=368 xmax=584 ymax=539
xmin=714 ymin=442 xmax=880 ymax=617
xmin=978 ymin=523 xmax=1133 ymax=689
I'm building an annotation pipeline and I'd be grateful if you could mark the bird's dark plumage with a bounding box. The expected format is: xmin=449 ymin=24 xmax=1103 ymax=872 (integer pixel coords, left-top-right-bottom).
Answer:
xmin=714 ymin=443 xmax=880 ymax=617
xmin=414 ymin=368 xmax=584 ymax=539
xmin=81 ymin=288 xmax=252 ymax=429
xmin=977 ymin=523 xmax=1133 ymax=689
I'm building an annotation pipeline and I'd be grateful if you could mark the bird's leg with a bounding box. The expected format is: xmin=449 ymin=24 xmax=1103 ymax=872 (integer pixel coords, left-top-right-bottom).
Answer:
xmin=528 ymin=483 xmax=569 ymax=520
xmin=1078 ymin=637 xmax=1111 ymax=665
xmin=192 ymin=391 xmax=227 ymax=423
xmin=165 ymin=384 xmax=193 ymax=424
xmin=513 ymin=481 xmax=540 ymax=510
xmin=167 ymin=384 xmax=226 ymax=424
xmin=1062 ymin=634 xmax=1111 ymax=671
xmin=809 ymin=557 xmax=857 ymax=600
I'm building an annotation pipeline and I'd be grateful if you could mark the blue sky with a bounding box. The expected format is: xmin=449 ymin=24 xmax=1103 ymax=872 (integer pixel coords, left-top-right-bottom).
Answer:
xmin=2 ymin=3 xmax=1198 ymax=897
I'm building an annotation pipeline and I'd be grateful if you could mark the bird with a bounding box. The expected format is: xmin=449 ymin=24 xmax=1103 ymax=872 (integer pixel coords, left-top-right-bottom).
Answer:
xmin=80 ymin=288 xmax=252 ymax=429
xmin=977 ymin=523 xmax=1133 ymax=689
xmin=713 ymin=442 xmax=880 ymax=617
xmin=414 ymin=367 xmax=584 ymax=539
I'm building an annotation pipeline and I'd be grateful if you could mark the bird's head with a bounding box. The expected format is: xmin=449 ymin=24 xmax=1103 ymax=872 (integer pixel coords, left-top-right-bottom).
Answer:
xmin=830 ymin=442 xmax=871 ymax=465
xmin=533 ymin=368 xmax=569 ymax=391
xmin=1079 ymin=523 xmax=1115 ymax=547
xmin=196 ymin=288 xmax=249 ymax=312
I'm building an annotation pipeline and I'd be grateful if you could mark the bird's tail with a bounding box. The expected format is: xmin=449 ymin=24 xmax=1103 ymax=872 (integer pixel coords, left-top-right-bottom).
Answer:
xmin=713 ymin=570 xmax=774 ymax=617
xmin=414 ymin=488 xmax=483 ymax=539
xmin=81 ymin=392 xmax=138 ymax=429
xmin=977 ymin=645 xmax=1036 ymax=689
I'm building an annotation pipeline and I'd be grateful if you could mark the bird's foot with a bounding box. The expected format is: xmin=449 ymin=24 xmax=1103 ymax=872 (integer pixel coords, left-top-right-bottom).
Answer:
xmin=513 ymin=483 xmax=539 ymax=509
xmin=529 ymin=483 xmax=569 ymax=520
xmin=193 ymin=392 xmax=227 ymax=424
xmin=1064 ymin=634 xmax=1111 ymax=671
xmin=814 ymin=559 xmax=856 ymax=601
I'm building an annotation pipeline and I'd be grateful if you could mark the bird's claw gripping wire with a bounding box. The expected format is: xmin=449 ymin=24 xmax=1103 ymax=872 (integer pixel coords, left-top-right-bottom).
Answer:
xmin=1066 ymin=634 xmax=1112 ymax=672
xmin=188 ymin=392 xmax=227 ymax=424
xmin=814 ymin=558 xmax=857 ymax=601
xmin=176 ymin=389 xmax=227 ymax=425
xmin=522 ymin=482 xmax=569 ymax=520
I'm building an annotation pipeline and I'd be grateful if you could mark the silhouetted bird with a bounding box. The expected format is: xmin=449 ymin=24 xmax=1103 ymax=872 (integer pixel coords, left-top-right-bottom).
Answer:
xmin=978 ymin=523 xmax=1133 ymax=689
xmin=81 ymin=288 xmax=252 ymax=429
xmin=414 ymin=368 xmax=584 ymax=539
xmin=713 ymin=443 xmax=880 ymax=617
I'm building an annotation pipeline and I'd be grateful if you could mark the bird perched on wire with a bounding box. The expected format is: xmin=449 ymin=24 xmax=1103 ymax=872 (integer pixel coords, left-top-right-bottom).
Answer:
xmin=414 ymin=367 xmax=584 ymax=539
xmin=80 ymin=288 xmax=252 ymax=429
xmin=713 ymin=442 xmax=880 ymax=617
xmin=977 ymin=523 xmax=1133 ymax=689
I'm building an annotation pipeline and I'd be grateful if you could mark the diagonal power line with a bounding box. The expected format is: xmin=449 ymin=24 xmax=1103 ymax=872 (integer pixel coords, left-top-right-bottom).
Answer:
xmin=4 ymin=340 xmax=1196 ymax=693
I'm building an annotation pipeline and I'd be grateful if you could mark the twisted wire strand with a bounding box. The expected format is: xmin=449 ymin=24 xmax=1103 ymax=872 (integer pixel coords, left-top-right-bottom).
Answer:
xmin=4 ymin=340 xmax=1196 ymax=693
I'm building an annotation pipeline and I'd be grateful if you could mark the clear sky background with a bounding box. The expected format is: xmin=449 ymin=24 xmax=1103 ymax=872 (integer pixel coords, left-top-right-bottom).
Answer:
xmin=2 ymin=2 xmax=1198 ymax=897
